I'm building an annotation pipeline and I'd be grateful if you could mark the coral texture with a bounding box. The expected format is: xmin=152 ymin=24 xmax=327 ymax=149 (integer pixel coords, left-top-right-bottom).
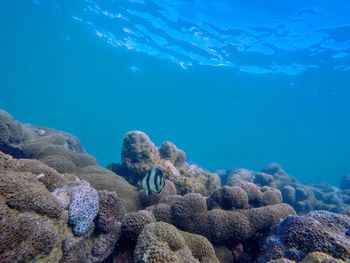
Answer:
xmin=258 ymin=210 xmax=350 ymax=262
xmin=148 ymin=193 xmax=295 ymax=246
xmin=133 ymin=222 xmax=220 ymax=263
xmin=108 ymin=131 xmax=221 ymax=196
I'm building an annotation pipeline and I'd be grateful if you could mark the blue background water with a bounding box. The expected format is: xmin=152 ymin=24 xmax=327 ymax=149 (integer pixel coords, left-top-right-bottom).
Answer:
xmin=1 ymin=0 xmax=349 ymax=184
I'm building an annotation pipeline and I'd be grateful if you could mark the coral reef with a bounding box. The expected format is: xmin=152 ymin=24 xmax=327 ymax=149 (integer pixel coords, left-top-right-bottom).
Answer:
xmin=221 ymin=163 xmax=350 ymax=214
xmin=1 ymin=109 xmax=350 ymax=263
xmin=258 ymin=210 xmax=350 ymax=262
xmin=53 ymin=180 xmax=99 ymax=236
xmin=0 ymin=110 xmax=140 ymax=212
xmin=120 ymin=210 xmax=156 ymax=243
xmin=108 ymin=131 xmax=220 ymax=196
xmin=0 ymin=151 xmax=120 ymax=263
xmin=96 ymin=190 xmax=126 ymax=233
xmin=133 ymin=222 xmax=220 ymax=263
xmin=147 ymin=193 xmax=295 ymax=246
xmin=207 ymin=185 xmax=249 ymax=210
xmin=139 ymin=179 xmax=177 ymax=207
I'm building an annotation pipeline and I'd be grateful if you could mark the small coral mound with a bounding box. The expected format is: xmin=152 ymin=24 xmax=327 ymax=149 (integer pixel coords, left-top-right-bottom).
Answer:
xmin=0 ymin=170 xmax=63 ymax=218
xmin=207 ymin=185 xmax=249 ymax=210
xmin=108 ymin=131 xmax=220 ymax=196
xmin=133 ymin=222 xmax=219 ymax=263
xmin=258 ymin=210 xmax=350 ymax=262
xmin=121 ymin=210 xmax=156 ymax=243
xmin=96 ymin=190 xmax=126 ymax=233
xmin=0 ymin=203 xmax=64 ymax=263
xmin=221 ymin=163 xmax=350 ymax=214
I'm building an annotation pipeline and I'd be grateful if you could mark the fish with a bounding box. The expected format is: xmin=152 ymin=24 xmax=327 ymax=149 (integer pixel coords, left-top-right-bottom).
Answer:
xmin=138 ymin=167 xmax=165 ymax=195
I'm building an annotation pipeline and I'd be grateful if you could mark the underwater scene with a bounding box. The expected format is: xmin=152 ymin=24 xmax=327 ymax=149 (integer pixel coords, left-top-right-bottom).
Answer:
xmin=0 ymin=0 xmax=350 ymax=262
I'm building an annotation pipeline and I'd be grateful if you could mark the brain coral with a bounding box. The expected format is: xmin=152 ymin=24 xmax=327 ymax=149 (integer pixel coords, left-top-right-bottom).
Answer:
xmin=133 ymin=222 xmax=219 ymax=263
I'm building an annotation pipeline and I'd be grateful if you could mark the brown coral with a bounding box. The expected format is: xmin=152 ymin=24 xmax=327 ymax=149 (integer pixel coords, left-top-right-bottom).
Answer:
xmin=121 ymin=210 xmax=156 ymax=243
xmin=139 ymin=179 xmax=177 ymax=208
xmin=0 ymin=170 xmax=63 ymax=218
xmin=133 ymin=222 xmax=219 ymax=263
xmin=96 ymin=190 xmax=126 ymax=233
xmin=207 ymin=185 xmax=249 ymax=210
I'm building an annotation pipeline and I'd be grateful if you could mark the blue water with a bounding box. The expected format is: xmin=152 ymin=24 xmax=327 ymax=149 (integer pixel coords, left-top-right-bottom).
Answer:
xmin=1 ymin=0 xmax=349 ymax=184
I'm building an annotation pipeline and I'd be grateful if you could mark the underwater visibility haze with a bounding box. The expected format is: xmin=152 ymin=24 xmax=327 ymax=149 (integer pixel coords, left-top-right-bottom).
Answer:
xmin=1 ymin=0 xmax=350 ymax=185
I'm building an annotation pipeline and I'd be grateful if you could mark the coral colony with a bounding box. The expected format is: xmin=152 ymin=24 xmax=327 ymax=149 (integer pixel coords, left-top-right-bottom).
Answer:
xmin=0 ymin=109 xmax=349 ymax=262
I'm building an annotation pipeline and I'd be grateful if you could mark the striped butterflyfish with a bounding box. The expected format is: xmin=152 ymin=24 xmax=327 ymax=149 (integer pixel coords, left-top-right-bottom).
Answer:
xmin=138 ymin=167 xmax=165 ymax=195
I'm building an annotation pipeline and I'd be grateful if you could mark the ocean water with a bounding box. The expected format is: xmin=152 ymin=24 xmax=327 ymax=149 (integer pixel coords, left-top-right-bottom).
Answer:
xmin=0 ymin=0 xmax=349 ymax=185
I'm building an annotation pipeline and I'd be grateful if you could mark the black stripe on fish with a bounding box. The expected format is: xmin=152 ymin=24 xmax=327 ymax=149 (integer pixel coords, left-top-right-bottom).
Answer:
xmin=146 ymin=170 xmax=152 ymax=194
xmin=154 ymin=170 xmax=160 ymax=192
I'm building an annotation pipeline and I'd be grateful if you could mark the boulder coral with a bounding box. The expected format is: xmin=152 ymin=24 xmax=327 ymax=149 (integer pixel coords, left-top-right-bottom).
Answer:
xmin=2 ymin=109 xmax=350 ymax=263
xmin=207 ymin=185 xmax=249 ymax=210
xmin=0 ymin=152 xmax=68 ymax=262
xmin=108 ymin=131 xmax=220 ymax=196
xmin=147 ymin=193 xmax=295 ymax=246
xmin=96 ymin=190 xmax=126 ymax=233
xmin=133 ymin=222 xmax=220 ymax=263
xmin=120 ymin=210 xmax=156 ymax=243
xmin=221 ymin=163 xmax=350 ymax=214
xmin=0 ymin=151 xmax=123 ymax=263
xmin=0 ymin=110 xmax=140 ymax=213
xmin=258 ymin=210 xmax=350 ymax=262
